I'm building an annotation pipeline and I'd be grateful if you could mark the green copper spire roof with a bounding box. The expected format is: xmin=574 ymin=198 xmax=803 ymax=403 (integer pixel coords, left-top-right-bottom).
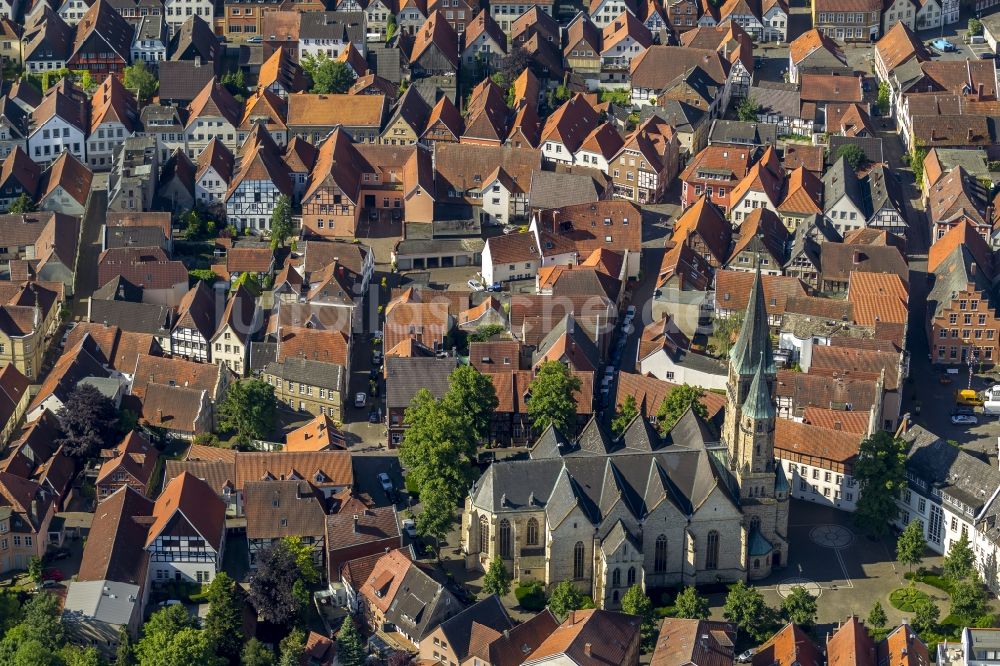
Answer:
xmin=729 ymin=265 xmax=776 ymax=376
xmin=742 ymin=353 xmax=775 ymax=420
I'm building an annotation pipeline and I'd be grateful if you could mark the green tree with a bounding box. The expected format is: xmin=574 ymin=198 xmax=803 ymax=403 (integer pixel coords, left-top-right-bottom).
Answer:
xmin=27 ymin=556 xmax=43 ymax=584
xmin=181 ymin=209 xmax=215 ymax=241
xmin=136 ymin=605 xmax=222 ymax=666
xmin=220 ymin=70 xmax=247 ymax=97
xmin=415 ymin=478 xmax=456 ymax=560
xmin=951 ymin=578 xmax=988 ymax=620
xmin=910 ymin=142 xmax=928 ymax=185
xmin=621 ymin=584 xmax=656 ymax=647
xmin=282 ymin=536 xmax=320 ymax=584
xmin=0 ymin=592 xmax=64 ymax=660
xmin=896 ymin=520 xmax=926 ymax=573
xmin=780 ymin=586 xmax=818 ymax=628
xmin=336 ymin=620 xmax=366 ymax=666
xmin=114 ymin=626 xmax=135 ymax=666
xmin=469 ymin=324 xmax=506 ymax=342
xmin=248 ymin=541 xmax=306 ymax=626
xmin=61 ymin=645 xmax=103 ymax=666
xmin=656 ymin=384 xmax=708 ymax=433
xmin=232 ymin=270 xmax=262 ymax=296
xmin=123 ymin=60 xmax=158 ymax=101
xmin=292 ymin=579 xmax=311 ymax=628
xmin=723 ymin=581 xmax=776 ymax=643
xmin=836 ymin=144 xmax=868 ymax=171
xmin=270 ymin=194 xmax=293 ymax=249
xmin=204 ymin=572 xmax=244 ymax=664
xmin=736 ymin=96 xmax=760 ymax=122
xmin=548 ymin=581 xmax=589 ymax=620
xmin=944 ymin=532 xmax=976 ymax=581
xmin=278 ymin=628 xmax=306 ymax=666
xmin=911 ymin=597 xmax=939 ymax=635
xmin=0 ymin=590 xmax=23 ymax=637
xmin=868 ymin=600 xmax=888 ymax=639
xmin=443 ymin=365 xmax=499 ymax=443
xmin=712 ymin=311 xmax=744 ymax=356
xmin=853 ymin=431 xmax=908 ymax=538
xmin=301 ymin=53 xmax=355 ymax=94
xmin=189 ymin=269 xmax=219 ymax=286
xmin=674 ymin=586 xmax=710 ymax=620
xmin=527 ymin=361 xmax=582 ymax=434
xmin=6 ymin=193 xmax=37 ymax=214
xmin=877 ymin=81 xmax=891 ymax=115
xmin=611 ymin=395 xmax=639 ymax=437
xmin=969 ymin=18 xmax=983 ymax=35
xmin=241 ymin=639 xmax=275 ymax=666
xmin=386 ymin=14 xmax=398 ymax=41
xmin=400 ymin=389 xmax=477 ymax=503
xmin=483 ymin=556 xmax=511 ymax=599
xmin=218 ymin=379 xmax=277 ymax=445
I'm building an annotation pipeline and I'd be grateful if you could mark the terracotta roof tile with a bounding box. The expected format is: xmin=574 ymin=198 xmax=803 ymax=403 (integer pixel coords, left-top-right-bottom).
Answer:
xmin=809 ymin=345 xmax=900 ymax=390
xmin=40 ymin=151 xmax=92 ymax=207
xmin=801 ymin=407 xmax=870 ymax=434
xmin=235 ymin=451 xmax=353 ymax=492
xmin=526 ymin=610 xmax=641 ymax=664
xmin=715 ymin=270 xmax=808 ymax=317
xmin=753 ymin=624 xmax=823 ymax=666
xmin=847 ymin=271 xmax=908 ymax=327
xmin=77 ymin=486 xmax=153 ymax=584
xmin=146 ymin=471 xmax=225 ymax=550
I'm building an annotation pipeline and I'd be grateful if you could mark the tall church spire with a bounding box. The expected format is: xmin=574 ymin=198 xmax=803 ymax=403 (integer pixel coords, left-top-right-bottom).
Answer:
xmin=729 ymin=266 xmax=775 ymax=376
xmin=742 ymin=353 xmax=775 ymax=421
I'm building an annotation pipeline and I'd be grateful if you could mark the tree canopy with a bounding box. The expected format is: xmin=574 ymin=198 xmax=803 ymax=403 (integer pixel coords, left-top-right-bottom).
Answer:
xmin=218 ymin=379 xmax=277 ymax=445
xmin=124 ymin=60 xmax=158 ymax=101
xmin=526 ymin=361 xmax=582 ymax=434
xmin=723 ymin=581 xmax=776 ymax=643
xmin=780 ymin=586 xmax=818 ymax=628
xmin=611 ymin=395 xmax=639 ymax=437
xmin=6 ymin=193 xmax=37 ymax=214
xmin=302 ymin=53 xmax=355 ymax=94
xmin=736 ymin=96 xmax=760 ymax=122
xmin=336 ymin=620 xmax=365 ymax=666
xmin=483 ymin=556 xmax=511 ymax=599
xmin=136 ymin=605 xmax=222 ymax=666
xmin=674 ymin=586 xmax=710 ymax=620
xmin=443 ymin=365 xmax=499 ymax=444
xmin=836 ymin=144 xmax=868 ymax=171
xmin=944 ymin=532 xmax=976 ymax=581
xmin=204 ymin=572 xmax=244 ymax=664
xmin=656 ymin=384 xmax=707 ymax=433
xmin=853 ymin=431 xmax=908 ymax=537
xmin=896 ymin=521 xmax=926 ymax=573
xmin=270 ymin=195 xmax=293 ymax=250
xmin=247 ymin=540 xmax=308 ymax=626
xmin=547 ymin=581 xmax=593 ymax=620
xmin=57 ymin=383 xmax=120 ymax=459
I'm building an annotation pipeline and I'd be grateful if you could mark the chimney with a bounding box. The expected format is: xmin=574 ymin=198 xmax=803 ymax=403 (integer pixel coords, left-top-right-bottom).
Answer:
xmin=156 ymin=408 xmax=162 ymax=422
xmin=968 ymin=128 xmax=975 ymax=141
xmin=353 ymin=514 xmax=360 ymax=532
xmin=979 ymin=83 xmax=985 ymax=98
xmin=852 ymin=251 xmax=862 ymax=264
xmin=971 ymin=261 xmax=977 ymax=277
xmin=195 ymin=56 xmax=201 ymax=68
xmin=584 ymin=644 xmax=592 ymax=657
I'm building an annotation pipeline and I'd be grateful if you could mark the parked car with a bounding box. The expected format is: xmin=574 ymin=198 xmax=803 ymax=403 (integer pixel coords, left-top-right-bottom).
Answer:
xmin=158 ymin=600 xmax=183 ymax=608
xmin=467 ymin=279 xmax=484 ymax=292
xmin=979 ymin=51 xmax=998 ymax=59
xmin=60 ymin=321 xmax=77 ymax=346
xmin=738 ymin=649 xmax=757 ymax=663
xmin=932 ymin=38 xmax=956 ymax=51
xmin=378 ymin=472 xmax=394 ymax=492
xmin=43 ymin=568 xmax=64 ymax=581
xmin=487 ymin=282 xmax=502 ymax=292
xmin=246 ymin=36 xmax=263 ymax=44
xmin=951 ymin=413 xmax=978 ymax=426
xmin=369 ymin=409 xmax=380 ymax=423
xmin=502 ymin=225 xmax=518 ymax=234
xmin=401 ymin=518 xmax=417 ymax=538
xmin=355 ymin=392 xmax=367 ymax=408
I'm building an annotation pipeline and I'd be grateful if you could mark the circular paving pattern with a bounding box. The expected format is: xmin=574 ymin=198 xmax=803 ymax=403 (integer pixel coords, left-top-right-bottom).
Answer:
xmin=776 ymin=579 xmax=822 ymax=599
xmin=810 ymin=524 xmax=853 ymax=549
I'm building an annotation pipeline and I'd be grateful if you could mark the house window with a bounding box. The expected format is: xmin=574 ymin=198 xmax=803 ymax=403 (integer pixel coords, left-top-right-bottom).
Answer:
xmin=499 ymin=519 xmax=512 ymax=558
xmin=705 ymin=531 xmax=719 ymax=569
xmin=526 ymin=518 xmax=539 ymax=546
xmin=654 ymin=535 xmax=667 ymax=573
xmin=573 ymin=541 xmax=585 ymax=578
xmin=627 ymin=566 xmax=636 ymax=586
xmin=478 ymin=515 xmax=489 ymax=553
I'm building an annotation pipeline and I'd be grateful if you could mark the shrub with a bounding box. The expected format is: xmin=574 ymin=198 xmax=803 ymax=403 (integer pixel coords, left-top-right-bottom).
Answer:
xmin=514 ymin=581 xmax=547 ymax=611
xmin=889 ymin=586 xmax=931 ymax=612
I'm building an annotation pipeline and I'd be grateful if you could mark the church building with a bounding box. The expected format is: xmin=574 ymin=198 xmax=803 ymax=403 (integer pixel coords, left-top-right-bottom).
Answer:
xmin=461 ymin=268 xmax=790 ymax=607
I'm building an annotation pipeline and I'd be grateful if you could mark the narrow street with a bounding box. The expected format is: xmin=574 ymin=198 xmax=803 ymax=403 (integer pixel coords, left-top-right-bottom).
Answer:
xmin=71 ymin=182 xmax=108 ymax=320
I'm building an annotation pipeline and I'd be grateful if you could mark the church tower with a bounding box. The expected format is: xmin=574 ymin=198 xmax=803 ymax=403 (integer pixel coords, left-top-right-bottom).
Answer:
xmin=722 ymin=266 xmax=789 ymax=579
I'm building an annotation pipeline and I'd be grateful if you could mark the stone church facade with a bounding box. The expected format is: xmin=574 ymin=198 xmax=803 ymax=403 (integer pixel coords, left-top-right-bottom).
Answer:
xmin=461 ymin=269 xmax=790 ymax=607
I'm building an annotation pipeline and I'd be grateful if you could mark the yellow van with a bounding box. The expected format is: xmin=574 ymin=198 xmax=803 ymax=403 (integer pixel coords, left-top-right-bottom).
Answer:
xmin=956 ymin=389 xmax=984 ymax=406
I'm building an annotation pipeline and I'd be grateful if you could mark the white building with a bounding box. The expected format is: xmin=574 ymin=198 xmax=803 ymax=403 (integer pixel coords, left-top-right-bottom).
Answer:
xmin=164 ymin=0 xmax=214 ymax=35
xmin=147 ymin=472 xmax=226 ymax=585
xmin=896 ymin=424 xmax=1000 ymax=594
xmin=224 ymin=129 xmax=293 ymax=234
xmin=28 ymin=89 xmax=88 ymax=166
xmin=636 ymin=315 xmax=728 ymax=389
xmin=132 ymin=15 xmax=168 ymax=65
xmin=194 ymin=139 xmax=233 ymax=208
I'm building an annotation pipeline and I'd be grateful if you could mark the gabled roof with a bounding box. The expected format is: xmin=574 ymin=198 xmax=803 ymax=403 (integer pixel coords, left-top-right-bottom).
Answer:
xmin=385 ymin=85 xmax=431 ymax=136
xmin=239 ymin=88 xmax=287 ymax=132
xmin=72 ymin=0 xmax=133 ymax=63
xmin=168 ymin=14 xmax=217 ymax=63
xmin=847 ymin=271 xmax=908 ymax=328
xmin=0 ymin=147 xmax=41 ymax=199
xmin=195 ymin=138 xmax=234 ymax=183
xmin=285 ymin=414 xmax=346 ymax=452
xmin=928 ymin=165 xmax=989 ymax=227
xmin=411 ymin=11 xmax=458 ymax=68
xmin=652 ymin=619 xmax=735 ymax=666
xmin=465 ymin=9 xmax=506 ymax=50
xmin=89 ymin=74 xmax=138 ymax=135
xmin=800 ymin=73 xmax=863 ymax=102
xmin=753 ymin=624 xmax=823 ymax=666
xmin=31 ymin=80 xmax=87 ymax=133
xmin=729 ymin=208 xmax=788 ymax=264
xmin=928 ymin=219 xmax=992 ymax=276
xmin=77 ymin=485 xmax=153 ymax=584
xmin=526 ymin=610 xmax=640 ymax=665
xmin=39 ymin=151 xmax=91 ymax=208
xmin=630 ymin=46 xmax=730 ymax=91
xmin=258 ymin=47 xmax=307 ymax=94
xmin=577 ymin=122 xmax=624 ymax=159
xmin=601 ymin=11 xmax=653 ymax=52
xmin=186 ymin=76 xmax=242 ymax=128
xmin=96 ymin=430 xmax=158 ymax=489
xmin=226 ymin=124 xmax=293 ymax=199
xmin=672 ymin=195 xmax=732 ymax=265
xmin=827 ymin=616 xmax=876 ymax=666
xmin=790 ymin=27 xmax=847 ymax=67
xmin=463 ymin=78 xmax=509 ymax=143
xmin=778 ymin=166 xmax=823 ymax=215
xmin=174 ymin=281 xmax=217 ymax=340
xmin=146 ymin=471 xmax=225 ymax=551
xmin=823 ymin=156 xmax=865 ymax=212
xmin=422 ymin=95 xmax=463 ymax=140
xmin=541 ymin=94 xmax=600 ymax=153
xmin=876 ymin=21 xmax=929 ymax=73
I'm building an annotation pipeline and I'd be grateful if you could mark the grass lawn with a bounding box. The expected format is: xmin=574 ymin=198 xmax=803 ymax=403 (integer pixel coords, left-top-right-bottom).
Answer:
xmin=905 ymin=570 xmax=956 ymax=595
xmin=514 ymin=581 xmax=546 ymax=612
